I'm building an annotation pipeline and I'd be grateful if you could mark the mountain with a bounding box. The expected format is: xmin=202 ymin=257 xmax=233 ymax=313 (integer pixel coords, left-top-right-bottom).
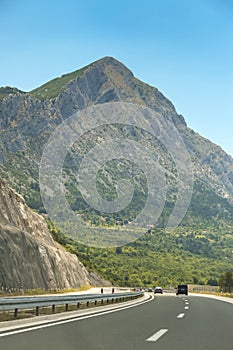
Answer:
xmin=0 ymin=56 xmax=233 ymax=228
xmin=1 ymin=56 xmax=233 ymax=285
xmin=0 ymin=179 xmax=109 ymax=290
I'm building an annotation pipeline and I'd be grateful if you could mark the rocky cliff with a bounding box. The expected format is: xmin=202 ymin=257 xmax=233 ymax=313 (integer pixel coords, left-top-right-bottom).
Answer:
xmin=0 ymin=56 xmax=233 ymax=227
xmin=0 ymin=179 xmax=109 ymax=290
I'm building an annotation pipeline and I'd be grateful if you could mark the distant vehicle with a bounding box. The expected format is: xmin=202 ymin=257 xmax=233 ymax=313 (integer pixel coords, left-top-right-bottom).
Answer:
xmin=154 ymin=287 xmax=163 ymax=294
xmin=176 ymin=284 xmax=188 ymax=295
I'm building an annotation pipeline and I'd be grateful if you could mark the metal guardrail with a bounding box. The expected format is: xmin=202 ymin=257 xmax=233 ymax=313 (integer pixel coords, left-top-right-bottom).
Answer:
xmin=0 ymin=291 xmax=143 ymax=318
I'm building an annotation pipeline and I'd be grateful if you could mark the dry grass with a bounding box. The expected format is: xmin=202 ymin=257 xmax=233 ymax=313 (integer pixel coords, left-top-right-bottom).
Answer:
xmin=193 ymin=291 xmax=233 ymax=298
xmin=0 ymin=285 xmax=92 ymax=297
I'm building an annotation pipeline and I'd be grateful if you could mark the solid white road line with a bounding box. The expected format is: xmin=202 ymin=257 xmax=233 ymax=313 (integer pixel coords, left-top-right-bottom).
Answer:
xmin=146 ymin=329 xmax=168 ymax=342
xmin=177 ymin=313 xmax=185 ymax=319
xmin=0 ymin=295 xmax=154 ymax=338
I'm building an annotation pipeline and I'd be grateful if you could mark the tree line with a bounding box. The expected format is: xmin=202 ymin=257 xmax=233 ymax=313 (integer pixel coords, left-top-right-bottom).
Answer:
xmin=219 ymin=271 xmax=233 ymax=293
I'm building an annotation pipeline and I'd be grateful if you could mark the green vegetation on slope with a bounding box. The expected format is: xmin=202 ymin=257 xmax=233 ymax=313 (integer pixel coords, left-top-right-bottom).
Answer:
xmin=29 ymin=63 xmax=92 ymax=100
xmin=0 ymin=87 xmax=24 ymax=99
xmin=48 ymin=221 xmax=233 ymax=288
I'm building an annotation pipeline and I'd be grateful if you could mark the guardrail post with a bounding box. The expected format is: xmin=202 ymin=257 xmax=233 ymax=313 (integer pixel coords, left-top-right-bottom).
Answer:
xmin=0 ymin=291 xmax=141 ymax=317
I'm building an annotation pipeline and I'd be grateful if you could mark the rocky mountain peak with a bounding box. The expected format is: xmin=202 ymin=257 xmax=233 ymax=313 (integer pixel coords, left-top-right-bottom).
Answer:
xmin=0 ymin=57 xmax=233 ymax=232
xmin=93 ymin=55 xmax=135 ymax=78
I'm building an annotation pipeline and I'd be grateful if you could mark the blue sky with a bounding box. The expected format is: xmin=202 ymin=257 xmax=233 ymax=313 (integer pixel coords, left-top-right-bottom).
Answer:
xmin=1 ymin=0 xmax=233 ymax=155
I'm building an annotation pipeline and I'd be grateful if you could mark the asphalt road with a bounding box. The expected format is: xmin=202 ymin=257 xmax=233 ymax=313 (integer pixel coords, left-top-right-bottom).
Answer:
xmin=1 ymin=294 xmax=233 ymax=350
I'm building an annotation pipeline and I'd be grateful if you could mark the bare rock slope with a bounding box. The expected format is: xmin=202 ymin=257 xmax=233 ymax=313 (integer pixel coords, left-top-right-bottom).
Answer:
xmin=1 ymin=57 xmax=233 ymax=221
xmin=0 ymin=179 xmax=109 ymax=290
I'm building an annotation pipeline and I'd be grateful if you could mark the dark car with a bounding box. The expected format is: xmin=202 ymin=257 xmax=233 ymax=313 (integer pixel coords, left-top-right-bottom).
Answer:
xmin=154 ymin=287 xmax=163 ymax=294
xmin=176 ymin=284 xmax=188 ymax=295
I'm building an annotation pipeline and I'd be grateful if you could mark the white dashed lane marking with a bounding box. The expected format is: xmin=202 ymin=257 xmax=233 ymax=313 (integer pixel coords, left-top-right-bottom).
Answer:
xmin=146 ymin=329 xmax=168 ymax=342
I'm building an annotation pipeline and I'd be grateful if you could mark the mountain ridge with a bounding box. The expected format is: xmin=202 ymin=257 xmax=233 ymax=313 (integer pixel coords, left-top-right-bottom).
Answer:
xmin=0 ymin=56 xmax=233 ymax=227
xmin=1 ymin=56 xmax=233 ymax=286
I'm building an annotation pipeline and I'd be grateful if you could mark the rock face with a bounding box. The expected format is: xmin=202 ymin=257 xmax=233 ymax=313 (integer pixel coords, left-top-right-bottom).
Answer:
xmin=0 ymin=179 xmax=109 ymax=290
xmin=0 ymin=56 xmax=233 ymax=226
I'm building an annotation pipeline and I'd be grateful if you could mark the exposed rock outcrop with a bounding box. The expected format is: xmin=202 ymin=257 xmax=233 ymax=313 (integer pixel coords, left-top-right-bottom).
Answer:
xmin=0 ymin=179 xmax=109 ymax=290
xmin=1 ymin=56 xmax=233 ymax=232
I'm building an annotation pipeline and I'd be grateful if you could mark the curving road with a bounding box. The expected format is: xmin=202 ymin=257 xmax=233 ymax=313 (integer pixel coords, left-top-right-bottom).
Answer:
xmin=0 ymin=294 xmax=233 ymax=350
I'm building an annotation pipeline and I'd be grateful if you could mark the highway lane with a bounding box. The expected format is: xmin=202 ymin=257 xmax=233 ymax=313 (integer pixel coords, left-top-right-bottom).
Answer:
xmin=0 ymin=294 xmax=233 ymax=350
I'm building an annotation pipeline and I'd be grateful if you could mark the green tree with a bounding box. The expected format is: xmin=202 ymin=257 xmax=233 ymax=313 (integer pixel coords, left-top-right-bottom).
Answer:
xmin=219 ymin=271 xmax=233 ymax=293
